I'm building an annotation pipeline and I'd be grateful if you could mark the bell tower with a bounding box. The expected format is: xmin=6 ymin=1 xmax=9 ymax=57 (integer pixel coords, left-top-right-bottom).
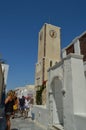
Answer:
xmin=35 ymin=23 xmax=61 ymax=104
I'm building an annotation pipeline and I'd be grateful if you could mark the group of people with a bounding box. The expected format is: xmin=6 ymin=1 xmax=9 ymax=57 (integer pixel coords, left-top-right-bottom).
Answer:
xmin=19 ymin=95 xmax=30 ymax=117
xmin=4 ymin=90 xmax=30 ymax=130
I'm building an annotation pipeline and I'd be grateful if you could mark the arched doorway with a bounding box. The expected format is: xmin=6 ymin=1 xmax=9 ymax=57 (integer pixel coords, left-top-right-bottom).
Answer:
xmin=50 ymin=76 xmax=64 ymax=125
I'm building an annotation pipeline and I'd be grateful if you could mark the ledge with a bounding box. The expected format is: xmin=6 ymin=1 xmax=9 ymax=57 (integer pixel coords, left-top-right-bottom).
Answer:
xmin=63 ymin=53 xmax=83 ymax=61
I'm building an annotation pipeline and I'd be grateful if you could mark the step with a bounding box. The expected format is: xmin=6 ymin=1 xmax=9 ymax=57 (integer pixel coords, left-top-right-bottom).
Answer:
xmin=53 ymin=124 xmax=64 ymax=130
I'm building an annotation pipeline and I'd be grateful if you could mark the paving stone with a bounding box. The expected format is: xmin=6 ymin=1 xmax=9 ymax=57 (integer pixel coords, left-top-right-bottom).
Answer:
xmin=11 ymin=117 xmax=46 ymax=130
xmin=20 ymin=128 xmax=31 ymax=130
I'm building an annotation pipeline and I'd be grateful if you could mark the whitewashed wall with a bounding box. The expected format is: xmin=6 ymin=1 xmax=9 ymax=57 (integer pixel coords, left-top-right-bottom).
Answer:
xmin=33 ymin=105 xmax=49 ymax=129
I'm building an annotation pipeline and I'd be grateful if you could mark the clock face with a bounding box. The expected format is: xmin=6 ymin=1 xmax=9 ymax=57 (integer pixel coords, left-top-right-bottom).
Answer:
xmin=49 ymin=30 xmax=57 ymax=38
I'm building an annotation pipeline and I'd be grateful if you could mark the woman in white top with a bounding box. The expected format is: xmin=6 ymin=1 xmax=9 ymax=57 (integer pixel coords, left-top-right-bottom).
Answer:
xmin=24 ymin=98 xmax=30 ymax=118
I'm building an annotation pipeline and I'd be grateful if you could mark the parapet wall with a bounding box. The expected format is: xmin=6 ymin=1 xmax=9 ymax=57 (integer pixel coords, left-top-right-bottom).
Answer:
xmin=33 ymin=105 xmax=49 ymax=129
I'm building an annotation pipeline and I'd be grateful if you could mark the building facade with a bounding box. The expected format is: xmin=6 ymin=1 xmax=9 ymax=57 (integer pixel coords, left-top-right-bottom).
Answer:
xmin=47 ymin=31 xmax=86 ymax=130
xmin=15 ymin=85 xmax=35 ymax=104
xmin=62 ymin=31 xmax=86 ymax=61
xmin=33 ymin=25 xmax=86 ymax=130
xmin=35 ymin=23 xmax=61 ymax=104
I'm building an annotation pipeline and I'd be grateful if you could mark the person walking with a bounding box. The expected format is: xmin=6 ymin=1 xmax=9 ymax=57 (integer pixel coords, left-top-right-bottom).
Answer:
xmin=19 ymin=96 xmax=25 ymax=117
xmin=5 ymin=90 xmax=15 ymax=130
xmin=12 ymin=92 xmax=19 ymax=119
xmin=24 ymin=98 xmax=30 ymax=118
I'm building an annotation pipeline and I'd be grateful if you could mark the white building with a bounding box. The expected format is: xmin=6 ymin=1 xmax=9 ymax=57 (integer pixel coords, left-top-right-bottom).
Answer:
xmin=15 ymin=85 xmax=35 ymax=104
xmin=33 ymin=25 xmax=86 ymax=130
xmin=47 ymin=31 xmax=86 ymax=130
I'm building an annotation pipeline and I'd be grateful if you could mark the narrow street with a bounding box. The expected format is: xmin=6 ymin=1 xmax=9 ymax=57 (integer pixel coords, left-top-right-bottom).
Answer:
xmin=0 ymin=107 xmax=46 ymax=130
xmin=11 ymin=116 xmax=46 ymax=130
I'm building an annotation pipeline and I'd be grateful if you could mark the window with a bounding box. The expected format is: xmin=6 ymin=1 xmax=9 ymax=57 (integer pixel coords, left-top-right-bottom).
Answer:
xmin=50 ymin=61 xmax=52 ymax=67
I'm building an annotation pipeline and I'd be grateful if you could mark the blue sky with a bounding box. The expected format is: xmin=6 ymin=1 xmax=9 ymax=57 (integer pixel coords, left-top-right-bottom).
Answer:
xmin=0 ymin=0 xmax=86 ymax=90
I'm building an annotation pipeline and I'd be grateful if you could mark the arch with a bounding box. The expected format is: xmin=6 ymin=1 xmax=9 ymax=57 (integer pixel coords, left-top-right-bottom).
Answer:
xmin=49 ymin=75 xmax=64 ymax=126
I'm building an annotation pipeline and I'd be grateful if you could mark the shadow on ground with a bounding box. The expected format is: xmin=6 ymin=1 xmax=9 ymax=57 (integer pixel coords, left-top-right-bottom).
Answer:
xmin=11 ymin=128 xmax=18 ymax=130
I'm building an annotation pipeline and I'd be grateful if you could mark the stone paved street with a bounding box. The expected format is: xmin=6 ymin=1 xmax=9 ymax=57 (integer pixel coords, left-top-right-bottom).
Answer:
xmin=11 ymin=117 xmax=46 ymax=130
xmin=0 ymin=107 xmax=47 ymax=130
xmin=0 ymin=116 xmax=6 ymax=130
